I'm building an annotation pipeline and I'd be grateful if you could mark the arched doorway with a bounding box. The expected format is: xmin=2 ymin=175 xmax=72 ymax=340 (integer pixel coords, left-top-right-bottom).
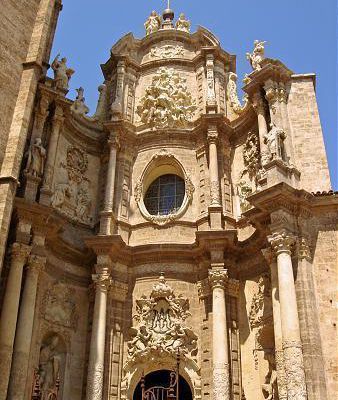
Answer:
xmin=133 ymin=370 xmax=193 ymax=400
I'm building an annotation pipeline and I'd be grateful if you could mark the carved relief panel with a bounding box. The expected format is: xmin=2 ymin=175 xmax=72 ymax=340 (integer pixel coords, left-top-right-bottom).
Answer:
xmin=51 ymin=136 xmax=100 ymax=225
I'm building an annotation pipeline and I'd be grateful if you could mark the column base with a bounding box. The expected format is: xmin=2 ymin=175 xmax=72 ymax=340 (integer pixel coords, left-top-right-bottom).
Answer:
xmin=99 ymin=211 xmax=115 ymax=235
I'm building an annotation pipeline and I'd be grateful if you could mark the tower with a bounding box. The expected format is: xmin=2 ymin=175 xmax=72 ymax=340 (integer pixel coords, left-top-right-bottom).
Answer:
xmin=0 ymin=3 xmax=336 ymax=400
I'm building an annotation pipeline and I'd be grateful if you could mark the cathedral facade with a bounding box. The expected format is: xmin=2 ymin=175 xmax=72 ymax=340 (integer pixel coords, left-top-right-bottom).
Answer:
xmin=0 ymin=2 xmax=337 ymax=400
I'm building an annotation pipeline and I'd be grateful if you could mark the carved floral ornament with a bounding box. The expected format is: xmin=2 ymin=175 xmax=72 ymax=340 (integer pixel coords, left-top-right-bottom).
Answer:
xmin=134 ymin=149 xmax=194 ymax=226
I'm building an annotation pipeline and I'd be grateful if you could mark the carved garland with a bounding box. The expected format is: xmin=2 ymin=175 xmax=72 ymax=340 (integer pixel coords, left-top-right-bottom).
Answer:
xmin=134 ymin=149 xmax=194 ymax=226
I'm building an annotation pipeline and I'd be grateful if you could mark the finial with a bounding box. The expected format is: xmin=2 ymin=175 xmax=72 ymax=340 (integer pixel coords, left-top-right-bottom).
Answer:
xmin=162 ymin=0 xmax=174 ymax=29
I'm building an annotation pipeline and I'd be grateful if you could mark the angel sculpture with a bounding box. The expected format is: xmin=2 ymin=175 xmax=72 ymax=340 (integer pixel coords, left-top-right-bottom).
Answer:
xmin=51 ymin=54 xmax=74 ymax=91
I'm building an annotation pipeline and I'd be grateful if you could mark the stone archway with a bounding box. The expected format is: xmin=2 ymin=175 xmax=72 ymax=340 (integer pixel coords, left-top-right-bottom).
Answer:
xmin=133 ymin=370 xmax=193 ymax=400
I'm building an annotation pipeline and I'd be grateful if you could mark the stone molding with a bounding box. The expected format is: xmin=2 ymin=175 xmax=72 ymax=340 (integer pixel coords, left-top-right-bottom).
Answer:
xmin=110 ymin=280 xmax=128 ymax=302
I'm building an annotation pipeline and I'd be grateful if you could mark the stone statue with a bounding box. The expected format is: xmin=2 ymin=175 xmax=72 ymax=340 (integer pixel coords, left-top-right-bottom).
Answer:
xmin=144 ymin=11 xmax=161 ymax=35
xmin=263 ymin=122 xmax=286 ymax=163
xmin=25 ymin=138 xmax=46 ymax=178
xmin=175 ymin=13 xmax=191 ymax=33
xmin=38 ymin=335 xmax=62 ymax=400
xmin=71 ymin=87 xmax=89 ymax=116
xmin=51 ymin=53 xmax=74 ymax=91
xmin=227 ymin=72 xmax=246 ymax=114
xmin=262 ymin=351 xmax=278 ymax=400
xmin=246 ymin=40 xmax=266 ymax=71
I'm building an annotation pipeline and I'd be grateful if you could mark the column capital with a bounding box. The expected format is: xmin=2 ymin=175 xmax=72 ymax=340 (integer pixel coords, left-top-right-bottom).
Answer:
xmin=209 ymin=269 xmax=228 ymax=289
xmin=108 ymin=133 xmax=120 ymax=149
xmin=92 ymin=264 xmax=112 ymax=292
xmin=296 ymin=237 xmax=312 ymax=261
xmin=10 ymin=243 xmax=31 ymax=264
xmin=27 ymin=254 xmax=46 ymax=273
xmin=207 ymin=127 xmax=218 ymax=143
xmin=268 ymin=231 xmax=295 ymax=255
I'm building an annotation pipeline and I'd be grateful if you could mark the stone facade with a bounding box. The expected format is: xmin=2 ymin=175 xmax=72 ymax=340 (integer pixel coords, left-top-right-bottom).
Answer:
xmin=0 ymin=4 xmax=337 ymax=400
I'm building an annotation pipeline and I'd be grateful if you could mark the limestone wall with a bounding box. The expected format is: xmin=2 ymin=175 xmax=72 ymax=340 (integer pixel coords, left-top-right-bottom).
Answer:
xmin=287 ymin=75 xmax=331 ymax=192
xmin=312 ymin=213 xmax=338 ymax=398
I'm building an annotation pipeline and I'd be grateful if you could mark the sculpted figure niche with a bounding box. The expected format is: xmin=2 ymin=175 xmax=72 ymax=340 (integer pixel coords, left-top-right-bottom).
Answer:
xmin=127 ymin=274 xmax=198 ymax=364
xmin=137 ymin=67 xmax=196 ymax=128
xmin=36 ymin=335 xmax=63 ymax=400
xmin=25 ymin=138 xmax=46 ymax=178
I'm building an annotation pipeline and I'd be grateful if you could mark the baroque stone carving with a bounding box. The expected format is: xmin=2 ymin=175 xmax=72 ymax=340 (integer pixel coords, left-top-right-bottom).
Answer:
xmin=51 ymin=54 xmax=74 ymax=92
xmin=175 ymin=13 xmax=191 ymax=33
xmin=282 ymin=341 xmax=307 ymax=400
xmin=237 ymin=180 xmax=252 ymax=213
xmin=246 ymin=40 xmax=266 ymax=71
xmin=127 ymin=274 xmax=198 ymax=364
xmin=264 ymin=122 xmax=287 ymax=164
xmin=38 ymin=335 xmax=62 ymax=400
xmin=24 ymin=138 xmax=46 ymax=178
xmin=227 ymin=72 xmax=248 ymax=115
xmin=262 ymin=351 xmax=278 ymax=400
xmin=41 ymin=281 xmax=78 ymax=330
xmin=144 ymin=11 xmax=161 ymax=35
xmin=209 ymin=269 xmax=228 ymax=289
xmin=213 ymin=363 xmax=230 ymax=400
xmin=242 ymin=132 xmax=260 ymax=178
xmin=71 ymin=87 xmax=89 ymax=116
xmin=206 ymin=55 xmax=216 ymax=105
xmin=51 ymin=146 xmax=92 ymax=224
xmin=249 ymin=274 xmax=271 ymax=330
xmin=150 ymin=45 xmax=184 ymax=59
xmin=137 ymin=67 xmax=196 ymax=128
xmin=86 ymin=362 xmax=104 ymax=400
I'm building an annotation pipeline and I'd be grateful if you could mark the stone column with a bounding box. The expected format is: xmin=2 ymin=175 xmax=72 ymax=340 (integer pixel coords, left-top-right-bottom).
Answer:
xmin=0 ymin=243 xmax=31 ymax=399
xmin=86 ymin=265 xmax=111 ymax=400
xmin=295 ymin=238 xmax=328 ymax=400
xmin=100 ymin=134 xmax=119 ymax=235
xmin=252 ymin=92 xmax=269 ymax=165
xmin=268 ymin=231 xmax=307 ymax=400
xmin=209 ymin=268 xmax=230 ymax=400
xmin=262 ymin=249 xmax=287 ymax=400
xmin=40 ymin=104 xmax=64 ymax=205
xmin=8 ymin=254 xmax=46 ymax=399
xmin=207 ymin=127 xmax=220 ymax=206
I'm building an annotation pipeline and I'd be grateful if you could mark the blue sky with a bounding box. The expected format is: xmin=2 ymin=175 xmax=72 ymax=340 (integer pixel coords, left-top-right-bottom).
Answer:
xmin=51 ymin=0 xmax=337 ymax=188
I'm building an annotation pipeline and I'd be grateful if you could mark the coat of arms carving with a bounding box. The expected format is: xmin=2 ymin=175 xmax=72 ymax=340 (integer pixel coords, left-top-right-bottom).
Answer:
xmin=127 ymin=274 xmax=198 ymax=363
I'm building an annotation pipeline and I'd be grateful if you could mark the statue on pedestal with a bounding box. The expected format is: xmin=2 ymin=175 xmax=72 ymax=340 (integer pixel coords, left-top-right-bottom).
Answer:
xmin=144 ymin=11 xmax=161 ymax=35
xmin=264 ymin=122 xmax=286 ymax=163
xmin=25 ymin=138 xmax=46 ymax=178
xmin=246 ymin=40 xmax=266 ymax=71
xmin=176 ymin=13 xmax=191 ymax=33
xmin=51 ymin=54 xmax=74 ymax=92
xmin=71 ymin=87 xmax=90 ymax=116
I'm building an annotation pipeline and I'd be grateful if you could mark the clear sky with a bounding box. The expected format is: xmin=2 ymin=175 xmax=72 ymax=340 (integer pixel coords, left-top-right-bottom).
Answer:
xmin=51 ymin=0 xmax=337 ymax=189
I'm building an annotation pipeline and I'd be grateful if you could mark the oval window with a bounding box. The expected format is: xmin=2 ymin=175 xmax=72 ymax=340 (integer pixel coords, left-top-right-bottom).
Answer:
xmin=144 ymin=174 xmax=185 ymax=216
